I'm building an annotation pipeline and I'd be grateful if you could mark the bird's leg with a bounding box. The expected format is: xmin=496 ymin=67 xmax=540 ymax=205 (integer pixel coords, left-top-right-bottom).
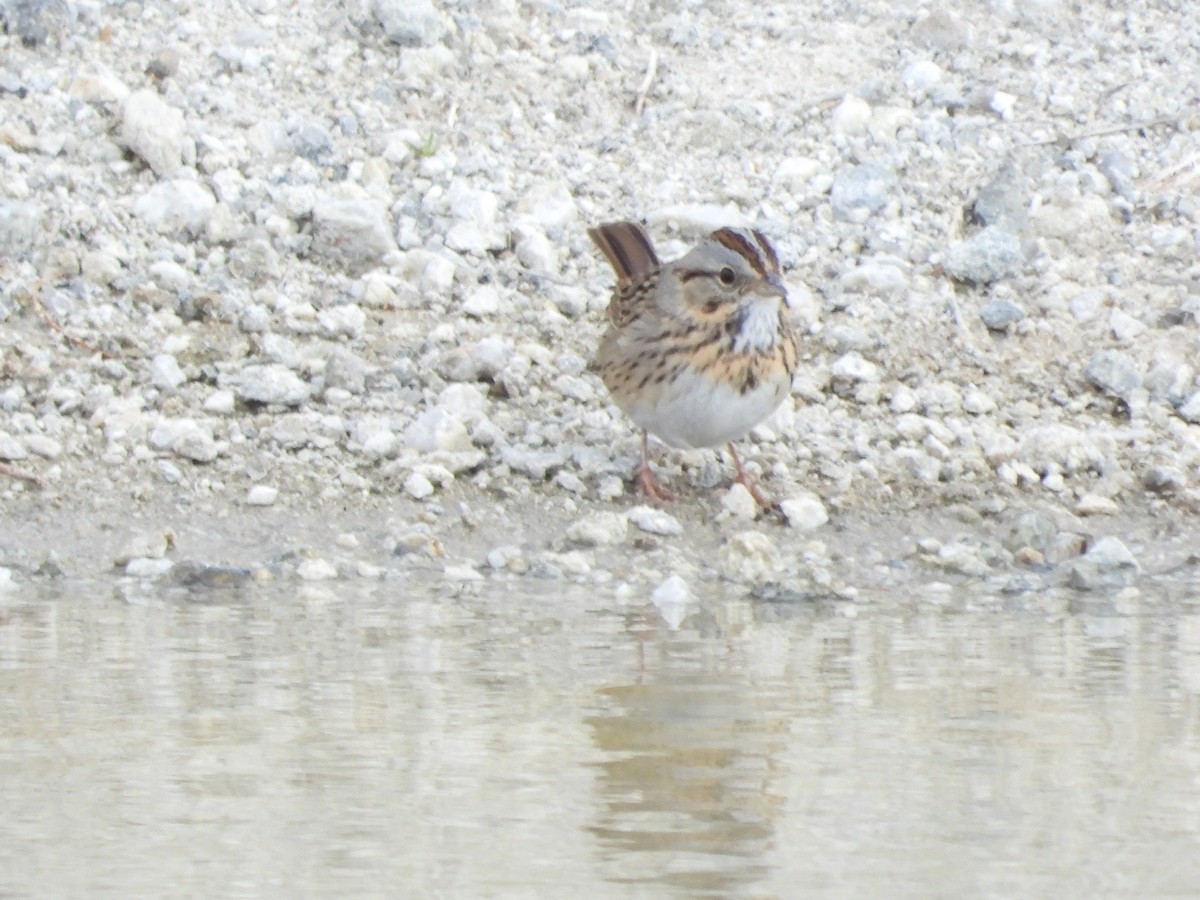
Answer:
xmin=727 ymin=443 xmax=773 ymax=508
xmin=635 ymin=431 xmax=676 ymax=503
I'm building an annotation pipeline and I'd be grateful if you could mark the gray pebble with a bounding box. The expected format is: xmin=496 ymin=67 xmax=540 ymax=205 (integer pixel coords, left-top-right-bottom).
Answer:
xmin=830 ymin=164 xmax=896 ymax=220
xmin=1084 ymin=350 xmax=1141 ymax=400
xmin=945 ymin=227 xmax=1024 ymax=285
xmin=1069 ymin=536 xmax=1140 ymax=591
xmin=235 ymin=364 xmax=311 ymax=406
xmin=979 ymin=299 xmax=1026 ymax=331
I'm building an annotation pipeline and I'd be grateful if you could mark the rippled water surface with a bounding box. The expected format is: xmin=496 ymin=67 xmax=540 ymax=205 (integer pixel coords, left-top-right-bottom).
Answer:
xmin=3 ymin=577 xmax=1200 ymax=897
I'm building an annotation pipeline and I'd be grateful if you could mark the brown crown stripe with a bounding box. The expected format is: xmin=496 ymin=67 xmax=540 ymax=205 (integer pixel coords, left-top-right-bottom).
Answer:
xmin=712 ymin=228 xmax=771 ymax=277
xmin=752 ymin=229 xmax=780 ymax=273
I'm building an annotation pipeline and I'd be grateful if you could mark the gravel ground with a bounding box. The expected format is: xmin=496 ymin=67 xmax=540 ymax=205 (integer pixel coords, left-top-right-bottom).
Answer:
xmin=2 ymin=0 xmax=1200 ymax=604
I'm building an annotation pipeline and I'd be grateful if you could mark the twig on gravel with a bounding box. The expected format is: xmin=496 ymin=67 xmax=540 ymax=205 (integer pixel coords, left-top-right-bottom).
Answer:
xmin=634 ymin=48 xmax=658 ymax=116
xmin=1024 ymin=114 xmax=1183 ymax=149
xmin=23 ymin=279 xmax=113 ymax=358
xmin=0 ymin=463 xmax=44 ymax=489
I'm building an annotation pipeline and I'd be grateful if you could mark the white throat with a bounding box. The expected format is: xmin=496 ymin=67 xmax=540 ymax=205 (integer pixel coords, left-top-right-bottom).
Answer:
xmin=731 ymin=297 xmax=781 ymax=353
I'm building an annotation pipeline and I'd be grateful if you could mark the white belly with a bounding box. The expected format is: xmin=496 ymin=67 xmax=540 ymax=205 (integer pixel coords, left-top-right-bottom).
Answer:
xmin=618 ymin=366 xmax=791 ymax=449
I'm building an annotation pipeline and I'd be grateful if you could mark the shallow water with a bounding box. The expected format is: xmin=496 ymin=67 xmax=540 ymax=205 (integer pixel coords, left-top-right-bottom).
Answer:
xmin=2 ymin=577 xmax=1200 ymax=898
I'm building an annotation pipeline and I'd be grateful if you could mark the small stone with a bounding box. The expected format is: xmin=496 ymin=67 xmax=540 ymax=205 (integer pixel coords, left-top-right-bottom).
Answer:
xmin=1084 ymin=350 xmax=1141 ymax=400
xmin=392 ymin=529 xmax=444 ymax=558
xmin=1070 ymin=536 xmax=1140 ymax=591
xmin=0 ymin=201 xmax=41 ymax=258
xmin=131 ymin=180 xmax=217 ymax=237
xmin=945 ymin=227 xmax=1024 ymax=284
xmin=444 ymin=564 xmax=484 ymax=582
xmin=0 ymin=432 xmax=28 ymax=461
xmin=311 ymin=197 xmax=398 ymax=272
xmin=125 ymin=558 xmax=175 ymax=578
xmin=297 ymin=558 xmax=339 ymax=581
xmin=970 ymin=165 xmax=1029 ymax=234
xmin=1075 ymin=494 xmax=1118 ymax=516
xmin=1177 ymin=392 xmax=1200 ymax=424
xmin=902 ymin=60 xmax=942 ymax=92
xmin=979 ymin=299 xmax=1026 ymax=331
xmin=235 ymin=364 xmax=311 ymax=406
xmin=23 ymin=435 xmax=61 ymax=459
xmin=628 ymin=505 xmax=684 ymax=536
xmin=722 ymin=483 xmax=759 ymax=519
xmin=779 ymin=492 xmax=829 ymax=531
xmin=650 ymin=574 xmax=692 ymax=630
xmin=150 ymin=354 xmax=186 ymax=390
xmin=203 ymin=390 xmax=236 ymax=414
xmin=245 ymin=485 xmax=278 ymax=506
xmin=462 ymin=286 xmax=502 ymax=318
xmin=1143 ymin=466 xmax=1186 ymax=494
xmin=149 ymin=418 xmax=218 ymax=463
xmin=404 ymin=471 xmax=435 ymax=499
xmin=829 ymin=351 xmax=881 ymax=383
xmin=317 ymin=304 xmax=367 ymax=339
xmin=718 ymin=531 xmax=782 ymax=584
xmin=831 ymin=95 xmax=872 ymax=135
xmin=121 ymin=89 xmax=186 ymax=177
xmin=115 ymin=530 xmax=174 ymax=566
xmin=403 ymin=408 xmax=470 ymax=453
xmin=371 ymin=0 xmax=448 ymax=46
xmin=830 ymin=164 xmax=896 ymax=220
xmin=566 ymin=511 xmax=628 ymax=547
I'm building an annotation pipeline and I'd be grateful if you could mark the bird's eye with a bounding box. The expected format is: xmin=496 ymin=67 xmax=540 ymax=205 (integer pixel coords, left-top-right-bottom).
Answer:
xmin=718 ymin=267 xmax=736 ymax=286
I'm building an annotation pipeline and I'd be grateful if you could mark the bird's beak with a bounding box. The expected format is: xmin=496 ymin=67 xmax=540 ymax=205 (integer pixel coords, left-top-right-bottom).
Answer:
xmin=754 ymin=274 xmax=788 ymax=302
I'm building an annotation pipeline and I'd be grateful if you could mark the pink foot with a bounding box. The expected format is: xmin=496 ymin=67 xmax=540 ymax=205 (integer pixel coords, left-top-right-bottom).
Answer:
xmin=728 ymin=443 xmax=774 ymax=508
xmin=636 ymin=462 xmax=676 ymax=504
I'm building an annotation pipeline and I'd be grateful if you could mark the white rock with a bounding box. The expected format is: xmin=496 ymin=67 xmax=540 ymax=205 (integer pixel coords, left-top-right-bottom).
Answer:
xmin=311 ymin=197 xmax=398 ymax=271
xmin=403 ymin=408 xmax=470 ymax=452
xmin=830 ymin=351 xmax=881 ymax=383
xmin=150 ymin=354 xmax=186 ymax=390
xmin=236 ymin=364 xmax=311 ymax=406
xmin=125 ymin=557 xmax=175 ymax=578
xmin=1070 ymin=536 xmax=1140 ymax=591
xmin=438 ymin=383 xmax=487 ymax=417
xmin=317 ymin=304 xmax=367 ymax=339
xmin=628 ymin=505 xmax=684 ymax=536
xmin=780 ymin=492 xmax=829 ymax=530
xmin=651 ymin=574 xmax=692 ymax=629
xmin=566 ymin=511 xmax=628 ymax=547
xmin=404 ymin=471 xmax=435 ymax=499
xmin=647 ymin=203 xmax=749 ymax=232
xmin=297 ymin=558 xmax=339 ymax=581
xmin=370 ymin=0 xmax=448 ymax=46
xmin=360 ymin=428 xmax=398 ymax=460
xmin=774 ymin=156 xmax=822 ymax=190
xmin=963 ymin=388 xmax=997 ymax=415
xmin=1075 ymin=494 xmax=1119 ymax=516
xmin=115 ymin=530 xmax=173 ymax=565
xmin=831 ymin=95 xmax=872 ymax=135
xmin=150 ymin=418 xmax=218 ymax=463
xmin=23 ymin=435 xmax=61 ymax=459
xmin=132 ymin=180 xmax=216 ymax=236
xmin=203 ymin=390 xmax=236 ymax=414
xmin=0 ymin=432 xmax=28 ymax=461
xmin=513 ymin=224 xmax=559 ymax=272
xmin=445 ymin=221 xmax=505 ymax=254
xmin=721 ymin=483 xmax=759 ymax=519
xmin=718 ymin=531 xmax=782 ymax=584
xmin=902 ymin=59 xmax=943 ymax=92
xmin=121 ymin=89 xmax=187 ymax=177
xmin=444 ymin=564 xmax=485 ymax=582
xmin=516 ymin=180 xmax=578 ymax=232
xmin=462 ymin=285 xmax=502 ymax=318
xmin=399 ymin=249 xmax=457 ymax=292
xmin=245 ymin=485 xmax=279 ymax=506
